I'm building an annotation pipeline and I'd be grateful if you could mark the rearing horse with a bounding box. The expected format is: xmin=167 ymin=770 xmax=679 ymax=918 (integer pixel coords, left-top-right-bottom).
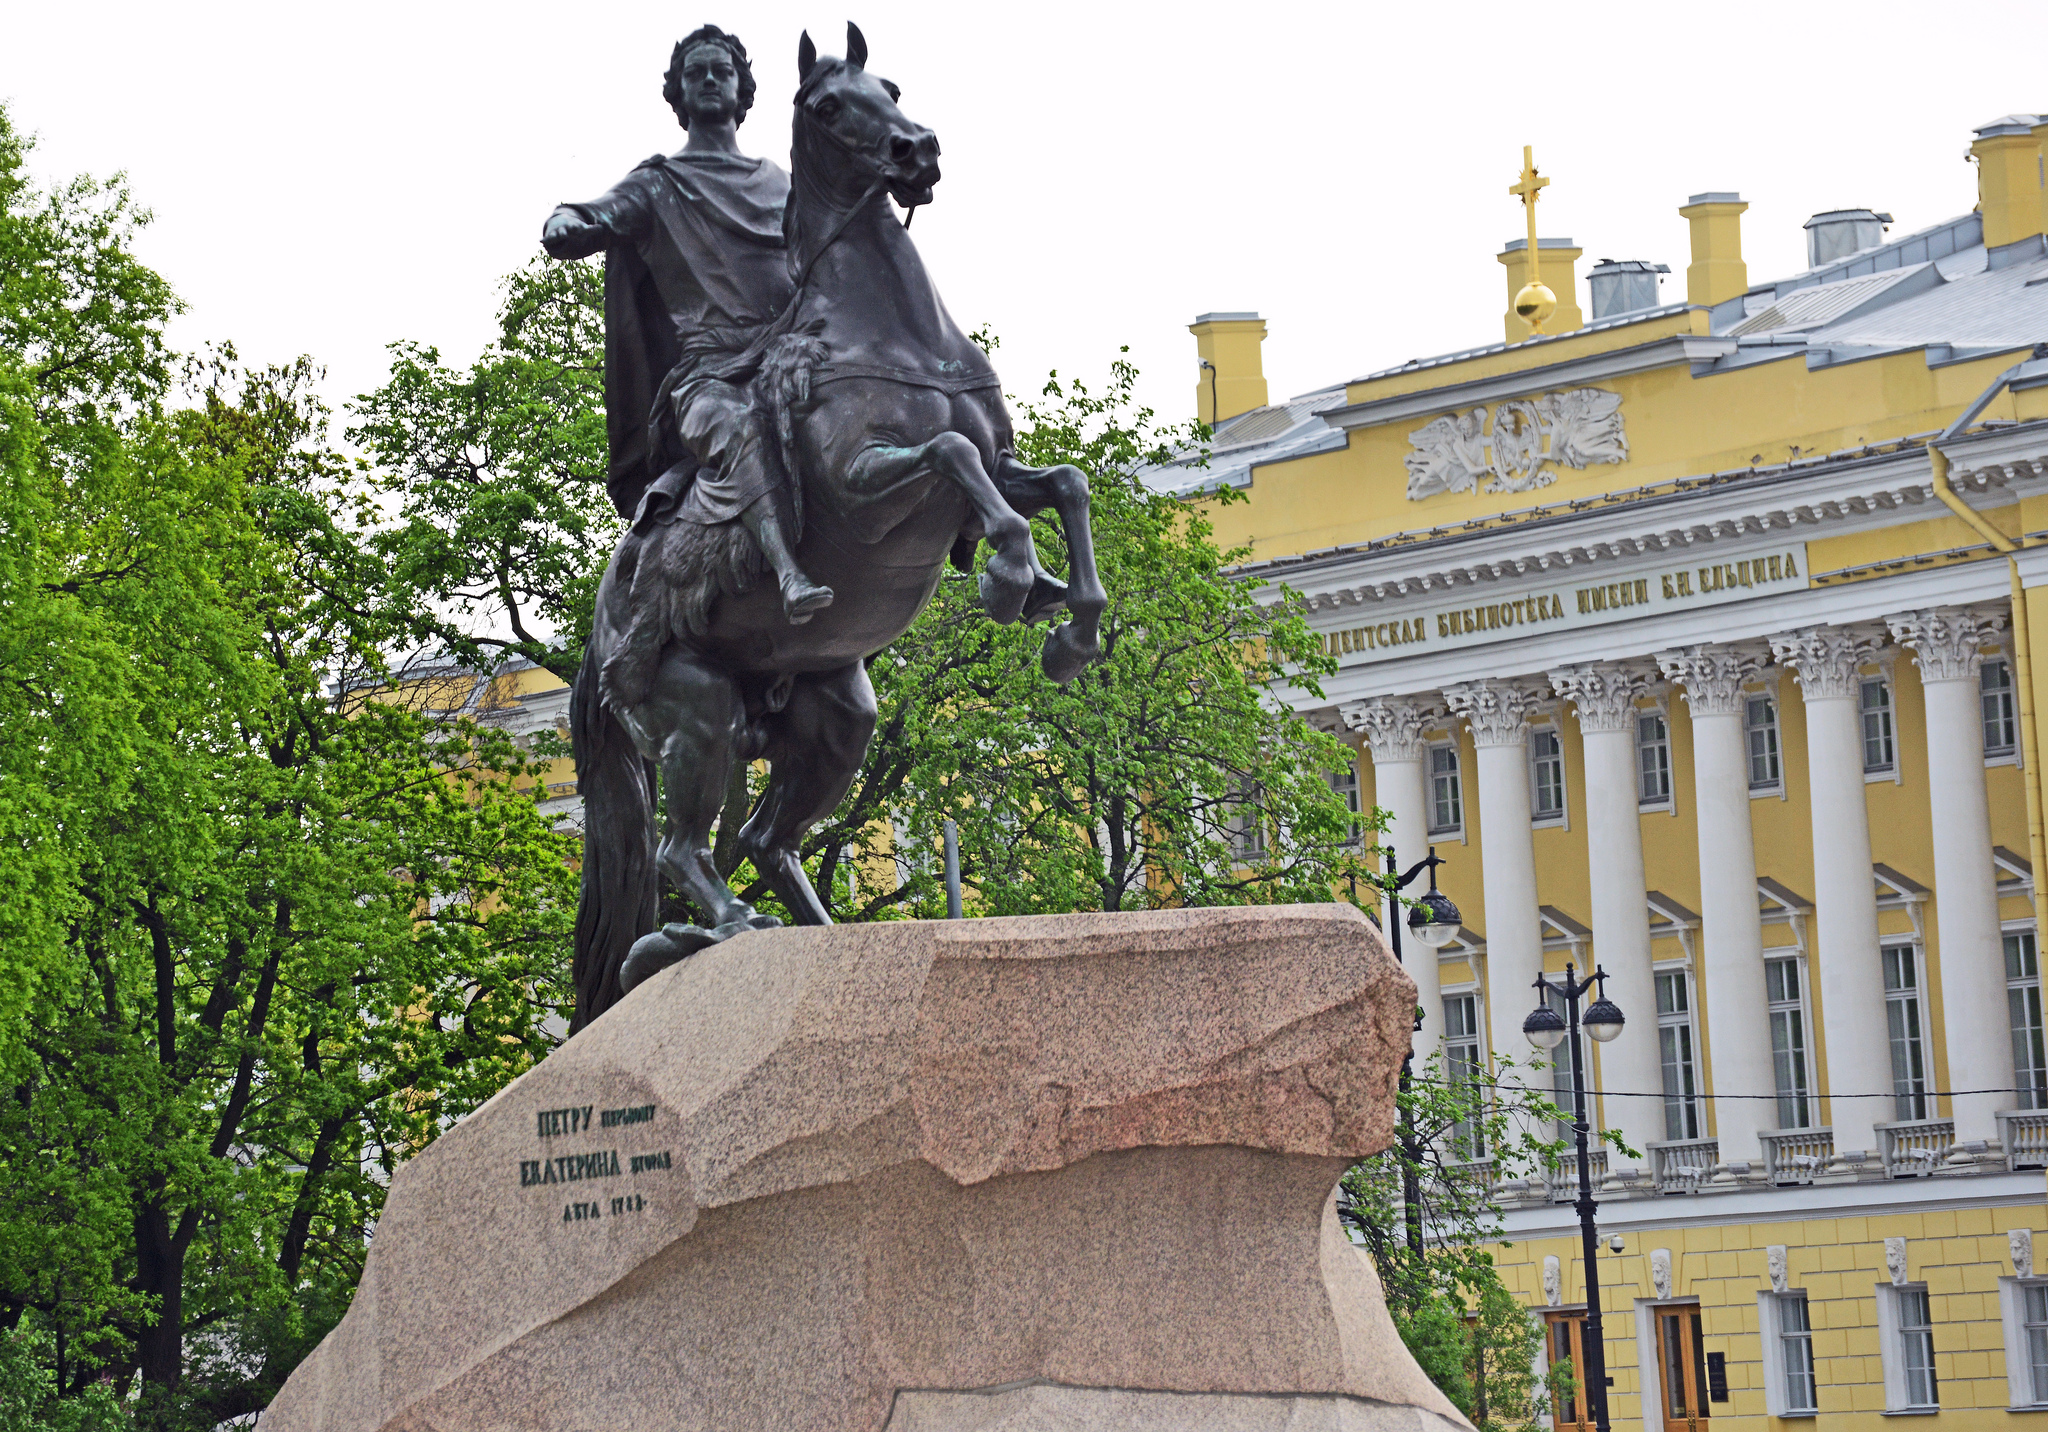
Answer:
xmin=569 ymin=24 xmax=1108 ymax=1029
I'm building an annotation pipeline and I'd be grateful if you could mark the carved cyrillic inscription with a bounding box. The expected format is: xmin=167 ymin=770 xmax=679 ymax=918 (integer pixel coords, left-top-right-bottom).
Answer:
xmin=519 ymin=1150 xmax=622 ymax=1187
xmin=601 ymin=1103 xmax=656 ymax=1128
xmin=537 ymin=1105 xmax=595 ymax=1137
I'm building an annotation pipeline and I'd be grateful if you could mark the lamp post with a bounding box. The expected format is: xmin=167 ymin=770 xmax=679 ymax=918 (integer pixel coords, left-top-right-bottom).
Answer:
xmin=1524 ymin=965 xmax=1626 ymax=1432
xmin=1376 ymin=847 xmax=1461 ymax=1255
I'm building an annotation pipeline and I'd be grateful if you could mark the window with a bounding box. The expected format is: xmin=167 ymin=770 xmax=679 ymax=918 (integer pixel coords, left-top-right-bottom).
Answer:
xmin=2009 ymin=931 xmax=2048 ymax=1110
xmin=1862 ymin=678 xmax=1896 ymax=774
xmin=1328 ymin=762 xmax=1362 ymax=846
xmin=1761 ymin=1291 xmax=1818 ymax=1416
xmin=1531 ymin=727 xmax=1565 ymax=822
xmin=1638 ymin=712 xmax=1672 ymax=805
xmin=1986 ymin=659 xmax=2019 ymax=759
xmin=1884 ymin=945 xmax=1930 ymax=1121
xmin=1428 ymin=743 xmax=1463 ymax=835
xmin=1657 ymin=971 xmax=1703 ymax=1140
xmin=1999 ymin=1277 xmax=2048 ymax=1407
xmin=1895 ymin=1287 xmax=1939 ymax=1408
xmin=2028 ymin=1284 xmax=2048 ymax=1405
xmin=1228 ymin=776 xmax=1266 ymax=857
xmin=1543 ymin=984 xmax=1588 ymax=1135
xmin=1767 ymin=958 xmax=1813 ymax=1129
xmin=1444 ymin=993 xmax=1486 ymax=1159
xmin=1746 ymin=695 xmax=1781 ymax=790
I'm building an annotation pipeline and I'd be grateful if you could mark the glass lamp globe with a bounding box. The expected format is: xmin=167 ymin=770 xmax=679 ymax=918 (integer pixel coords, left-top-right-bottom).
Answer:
xmin=1406 ymin=889 xmax=1463 ymax=949
xmin=1582 ymin=996 xmax=1626 ymax=1043
xmin=1522 ymin=1003 xmax=1567 ymax=1051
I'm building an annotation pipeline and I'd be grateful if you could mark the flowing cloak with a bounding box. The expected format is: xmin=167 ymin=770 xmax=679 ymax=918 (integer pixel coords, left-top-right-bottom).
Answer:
xmin=551 ymin=151 xmax=794 ymax=521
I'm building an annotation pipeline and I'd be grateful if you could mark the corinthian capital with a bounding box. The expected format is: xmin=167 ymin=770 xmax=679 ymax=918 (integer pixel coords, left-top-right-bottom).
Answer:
xmin=1442 ymin=679 xmax=1542 ymax=748
xmin=1886 ymin=607 xmax=2007 ymax=684
xmin=1340 ymin=697 xmax=1444 ymax=764
xmin=1767 ymin=625 xmax=1883 ymax=702
xmin=1654 ymin=643 xmax=1765 ymax=717
xmin=1548 ymin=663 xmax=1650 ymax=735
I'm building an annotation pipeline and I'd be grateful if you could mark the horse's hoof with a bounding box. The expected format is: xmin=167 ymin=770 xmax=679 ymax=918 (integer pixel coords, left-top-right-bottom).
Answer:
xmin=619 ymin=922 xmax=719 ymax=993
xmin=1021 ymin=571 xmax=1070 ymax=625
xmin=743 ymin=912 xmax=784 ymax=930
xmin=1040 ymin=622 xmax=1103 ymax=684
xmin=979 ymin=564 xmax=1032 ymax=625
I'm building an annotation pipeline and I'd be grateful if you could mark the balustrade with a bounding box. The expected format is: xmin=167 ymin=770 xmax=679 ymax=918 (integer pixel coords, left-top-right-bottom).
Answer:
xmin=1759 ymin=1127 xmax=1835 ymax=1185
xmin=1877 ymin=1117 xmax=1955 ymax=1177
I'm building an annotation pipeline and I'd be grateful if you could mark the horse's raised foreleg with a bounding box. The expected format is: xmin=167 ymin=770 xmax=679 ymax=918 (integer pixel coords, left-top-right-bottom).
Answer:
xmin=736 ymin=661 xmax=878 ymax=924
xmin=618 ymin=646 xmax=773 ymax=933
xmin=847 ymin=432 xmax=1037 ymax=623
xmin=993 ymin=454 xmax=1108 ymax=683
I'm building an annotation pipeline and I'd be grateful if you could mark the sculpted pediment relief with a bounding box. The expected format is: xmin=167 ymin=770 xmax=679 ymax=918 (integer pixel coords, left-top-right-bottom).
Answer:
xmin=1404 ymin=387 xmax=1627 ymax=500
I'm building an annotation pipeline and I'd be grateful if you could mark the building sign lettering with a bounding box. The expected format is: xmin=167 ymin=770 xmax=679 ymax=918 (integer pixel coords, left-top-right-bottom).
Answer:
xmin=1311 ymin=543 xmax=1806 ymax=668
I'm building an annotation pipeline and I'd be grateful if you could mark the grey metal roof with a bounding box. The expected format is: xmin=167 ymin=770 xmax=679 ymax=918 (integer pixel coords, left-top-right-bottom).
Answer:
xmin=1140 ymin=386 xmax=1350 ymax=497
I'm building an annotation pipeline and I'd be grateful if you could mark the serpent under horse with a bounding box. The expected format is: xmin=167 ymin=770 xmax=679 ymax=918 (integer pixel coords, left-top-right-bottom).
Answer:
xmin=569 ymin=25 xmax=1108 ymax=1030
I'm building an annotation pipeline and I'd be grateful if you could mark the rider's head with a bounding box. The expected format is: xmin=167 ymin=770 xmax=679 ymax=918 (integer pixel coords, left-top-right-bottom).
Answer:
xmin=664 ymin=26 xmax=755 ymax=129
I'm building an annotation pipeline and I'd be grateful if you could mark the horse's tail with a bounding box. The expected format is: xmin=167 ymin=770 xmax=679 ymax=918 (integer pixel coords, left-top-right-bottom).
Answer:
xmin=569 ymin=638 xmax=660 ymax=1034
xmin=753 ymin=333 xmax=829 ymax=538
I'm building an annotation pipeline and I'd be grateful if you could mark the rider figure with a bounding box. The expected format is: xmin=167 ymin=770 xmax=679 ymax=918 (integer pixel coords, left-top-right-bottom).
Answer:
xmin=541 ymin=26 xmax=832 ymax=624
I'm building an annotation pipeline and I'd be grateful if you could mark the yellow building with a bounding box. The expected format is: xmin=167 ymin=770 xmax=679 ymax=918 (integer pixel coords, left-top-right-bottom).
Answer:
xmin=1155 ymin=116 xmax=2048 ymax=1432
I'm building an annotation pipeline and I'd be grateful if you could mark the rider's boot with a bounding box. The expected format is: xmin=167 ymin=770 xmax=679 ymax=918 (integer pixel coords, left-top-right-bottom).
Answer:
xmin=742 ymin=496 xmax=834 ymax=624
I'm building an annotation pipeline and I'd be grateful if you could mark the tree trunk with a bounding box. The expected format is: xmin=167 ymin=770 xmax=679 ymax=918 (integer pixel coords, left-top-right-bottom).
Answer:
xmin=133 ymin=1205 xmax=186 ymax=1391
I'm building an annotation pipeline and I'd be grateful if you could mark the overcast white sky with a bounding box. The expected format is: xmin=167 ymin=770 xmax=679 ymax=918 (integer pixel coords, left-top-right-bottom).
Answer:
xmin=4 ymin=0 xmax=2043 ymax=437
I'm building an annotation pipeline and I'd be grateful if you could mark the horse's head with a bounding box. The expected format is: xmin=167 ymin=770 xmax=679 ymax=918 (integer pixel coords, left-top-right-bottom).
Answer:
xmin=793 ymin=23 xmax=940 ymax=210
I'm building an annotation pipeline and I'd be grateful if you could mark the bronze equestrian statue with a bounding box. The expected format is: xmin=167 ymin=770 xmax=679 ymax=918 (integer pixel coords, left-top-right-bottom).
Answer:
xmin=550 ymin=23 xmax=1107 ymax=1030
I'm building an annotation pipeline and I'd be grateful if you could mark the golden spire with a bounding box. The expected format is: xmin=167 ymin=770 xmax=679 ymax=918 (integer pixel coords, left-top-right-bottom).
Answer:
xmin=1508 ymin=145 xmax=1557 ymax=335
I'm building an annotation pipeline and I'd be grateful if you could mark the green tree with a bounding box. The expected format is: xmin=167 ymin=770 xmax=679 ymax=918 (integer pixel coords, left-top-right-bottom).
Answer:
xmin=1340 ymin=1050 xmax=1577 ymax=1432
xmin=0 ymin=106 xmax=579 ymax=1427
xmin=345 ymin=257 xmax=616 ymax=680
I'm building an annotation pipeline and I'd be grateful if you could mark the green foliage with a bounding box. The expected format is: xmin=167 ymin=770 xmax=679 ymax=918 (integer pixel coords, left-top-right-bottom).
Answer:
xmin=345 ymin=258 xmax=618 ymax=680
xmin=0 ymin=1332 xmax=127 ymax=1432
xmin=1340 ymin=1051 xmax=1574 ymax=1432
xmin=0 ymin=103 xmax=578 ymax=1426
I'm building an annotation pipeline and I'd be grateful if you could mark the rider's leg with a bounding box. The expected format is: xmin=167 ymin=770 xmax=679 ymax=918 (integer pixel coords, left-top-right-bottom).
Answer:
xmin=739 ymin=493 xmax=833 ymax=624
xmin=846 ymin=431 xmax=1037 ymax=623
xmin=635 ymin=643 xmax=764 ymax=929
xmin=673 ymin=382 xmax=833 ymax=625
xmin=737 ymin=662 xmax=878 ymax=925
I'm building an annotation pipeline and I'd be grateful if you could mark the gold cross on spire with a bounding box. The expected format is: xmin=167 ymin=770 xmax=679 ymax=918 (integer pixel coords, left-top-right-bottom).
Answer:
xmin=1507 ymin=144 xmax=1558 ymax=336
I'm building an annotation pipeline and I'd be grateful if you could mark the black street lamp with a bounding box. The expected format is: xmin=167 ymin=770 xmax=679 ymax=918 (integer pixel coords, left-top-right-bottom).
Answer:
xmin=1524 ymin=965 xmax=1626 ymax=1432
xmin=1372 ymin=847 xmax=1462 ymax=1256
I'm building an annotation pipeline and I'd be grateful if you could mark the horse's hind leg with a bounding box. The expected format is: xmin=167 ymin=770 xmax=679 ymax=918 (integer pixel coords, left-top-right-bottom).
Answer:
xmin=626 ymin=645 xmax=771 ymax=931
xmin=994 ymin=453 xmax=1107 ymax=683
xmin=847 ymin=432 xmax=1037 ymax=623
xmin=736 ymin=662 xmax=878 ymax=924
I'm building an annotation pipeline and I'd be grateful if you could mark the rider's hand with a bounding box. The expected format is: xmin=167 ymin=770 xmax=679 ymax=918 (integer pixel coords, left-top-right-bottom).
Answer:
xmin=542 ymin=210 xmax=606 ymax=259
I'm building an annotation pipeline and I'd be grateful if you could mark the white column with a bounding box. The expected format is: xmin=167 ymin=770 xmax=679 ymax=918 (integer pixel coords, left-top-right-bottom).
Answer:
xmin=1769 ymin=626 xmax=1894 ymax=1172
xmin=1549 ymin=663 xmax=1662 ymax=1166
xmin=1345 ymin=697 xmax=1448 ymax=1060
xmin=1443 ymin=680 xmax=1545 ymax=1084
xmin=1889 ymin=606 xmax=2012 ymax=1163
xmin=1655 ymin=643 xmax=1777 ymax=1172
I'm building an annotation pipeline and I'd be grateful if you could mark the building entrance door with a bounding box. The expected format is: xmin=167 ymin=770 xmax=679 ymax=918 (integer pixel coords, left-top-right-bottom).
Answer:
xmin=1547 ymin=1312 xmax=1591 ymax=1430
xmin=1656 ymin=1306 xmax=1711 ymax=1432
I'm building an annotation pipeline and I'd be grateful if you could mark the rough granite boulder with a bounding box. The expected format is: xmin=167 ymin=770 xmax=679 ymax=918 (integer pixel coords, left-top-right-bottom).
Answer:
xmin=263 ymin=903 xmax=1469 ymax=1432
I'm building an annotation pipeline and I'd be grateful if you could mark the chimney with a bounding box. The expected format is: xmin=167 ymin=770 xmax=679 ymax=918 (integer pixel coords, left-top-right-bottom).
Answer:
xmin=1803 ymin=209 xmax=1891 ymax=267
xmin=1678 ymin=192 xmax=1749 ymax=308
xmin=1189 ymin=312 xmax=1268 ymax=425
xmin=1587 ymin=259 xmax=1671 ymax=320
xmin=1971 ymin=115 xmax=2048 ymax=250
xmin=1497 ymin=238 xmax=1583 ymax=344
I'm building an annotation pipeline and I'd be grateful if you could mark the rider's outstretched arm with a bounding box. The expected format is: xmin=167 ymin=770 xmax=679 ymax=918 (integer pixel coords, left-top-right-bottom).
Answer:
xmin=541 ymin=172 xmax=655 ymax=260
